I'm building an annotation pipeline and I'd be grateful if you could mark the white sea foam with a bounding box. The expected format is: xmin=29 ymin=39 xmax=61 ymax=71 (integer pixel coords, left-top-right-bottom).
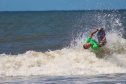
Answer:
xmin=0 ymin=12 xmax=126 ymax=77
xmin=0 ymin=32 xmax=126 ymax=77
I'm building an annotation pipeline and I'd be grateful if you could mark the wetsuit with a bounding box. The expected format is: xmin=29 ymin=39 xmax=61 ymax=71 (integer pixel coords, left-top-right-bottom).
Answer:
xmin=86 ymin=37 xmax=99 ymax=50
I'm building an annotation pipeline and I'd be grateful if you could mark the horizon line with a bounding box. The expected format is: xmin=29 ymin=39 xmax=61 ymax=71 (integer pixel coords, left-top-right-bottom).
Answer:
xmin=0 ymin=9 xmax=126 ymax=12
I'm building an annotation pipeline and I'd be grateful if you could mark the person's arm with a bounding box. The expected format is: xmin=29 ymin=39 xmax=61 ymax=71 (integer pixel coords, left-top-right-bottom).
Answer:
xmin=89 ymin=28 xmax=101 ymax=38
xmin=99 ymin=37 xmax=106 ymax=46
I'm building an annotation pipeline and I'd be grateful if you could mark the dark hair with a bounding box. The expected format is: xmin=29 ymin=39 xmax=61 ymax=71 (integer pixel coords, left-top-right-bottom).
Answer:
xmin=83 ymin=44 xmax=87 ymax=49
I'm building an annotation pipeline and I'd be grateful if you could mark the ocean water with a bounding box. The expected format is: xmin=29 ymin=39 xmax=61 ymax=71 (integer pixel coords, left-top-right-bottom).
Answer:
xmin=0 ymin=10 xmax=126 ymax=84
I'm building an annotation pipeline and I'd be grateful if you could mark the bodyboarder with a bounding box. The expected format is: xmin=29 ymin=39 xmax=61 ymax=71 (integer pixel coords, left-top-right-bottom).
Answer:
xmin=83 ymin=28 xmax=106 ymax=50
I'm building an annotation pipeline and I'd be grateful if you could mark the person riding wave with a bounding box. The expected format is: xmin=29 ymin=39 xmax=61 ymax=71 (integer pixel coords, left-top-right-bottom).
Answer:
xmin=83 ymin=28 xmax=106 ymax=50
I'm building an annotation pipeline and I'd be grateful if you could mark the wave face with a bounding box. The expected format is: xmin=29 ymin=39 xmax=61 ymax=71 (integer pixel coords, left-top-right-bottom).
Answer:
xmin=0 ymin=10 xmax=126 ymax=77
xmin=0 ymin=37 xmax=126 ymax=77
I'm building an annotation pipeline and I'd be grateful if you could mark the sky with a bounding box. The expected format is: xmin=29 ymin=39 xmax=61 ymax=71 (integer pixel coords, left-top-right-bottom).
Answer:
xmin=0 ymin=0 xmax=126 ymax=11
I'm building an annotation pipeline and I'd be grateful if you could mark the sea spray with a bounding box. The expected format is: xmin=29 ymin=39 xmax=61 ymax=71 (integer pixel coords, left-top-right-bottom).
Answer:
xmin=0 ymin=10 xmax=126 ymax=77
xmin=0 ymin=33 xmax=126 ymax=77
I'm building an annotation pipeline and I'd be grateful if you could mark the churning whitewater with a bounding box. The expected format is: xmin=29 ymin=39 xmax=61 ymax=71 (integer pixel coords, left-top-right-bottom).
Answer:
xmin=0 ymin=32 xmax=126 ymax=77
xmin=0 ymin=10 xmax=126 ymax=77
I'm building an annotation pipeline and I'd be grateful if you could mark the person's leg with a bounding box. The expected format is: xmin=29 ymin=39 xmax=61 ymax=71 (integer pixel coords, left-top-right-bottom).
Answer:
xmin=99 ymin=37 xmax=106 ymax=46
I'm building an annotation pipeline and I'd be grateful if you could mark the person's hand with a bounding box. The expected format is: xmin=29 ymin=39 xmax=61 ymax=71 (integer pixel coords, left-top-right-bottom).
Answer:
xmin=102 ymin=37 xmax=106 ymax=42
xmin=97 ymin=28 xmax=102 ymax=31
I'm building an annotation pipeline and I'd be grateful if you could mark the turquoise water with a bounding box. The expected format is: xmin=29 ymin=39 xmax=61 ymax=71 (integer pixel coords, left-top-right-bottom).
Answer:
xmin=0 ymin=10 xmax=126 ymax=84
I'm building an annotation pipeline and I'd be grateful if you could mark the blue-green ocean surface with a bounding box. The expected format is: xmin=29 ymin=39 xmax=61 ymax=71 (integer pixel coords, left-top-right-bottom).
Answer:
xmin=0 ymin=10 xmax=125 ymax=54
xmin=0 ymin=10 xmax=126 ymax=84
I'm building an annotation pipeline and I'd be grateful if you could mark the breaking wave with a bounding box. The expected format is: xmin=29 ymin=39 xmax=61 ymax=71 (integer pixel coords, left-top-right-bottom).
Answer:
xmin=0 ymin=11 xmax=126 ymax=77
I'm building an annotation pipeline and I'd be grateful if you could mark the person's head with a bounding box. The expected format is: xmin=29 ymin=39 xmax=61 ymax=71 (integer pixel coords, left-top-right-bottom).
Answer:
xmin=83 ymin=43 xmax=92 ymax=49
